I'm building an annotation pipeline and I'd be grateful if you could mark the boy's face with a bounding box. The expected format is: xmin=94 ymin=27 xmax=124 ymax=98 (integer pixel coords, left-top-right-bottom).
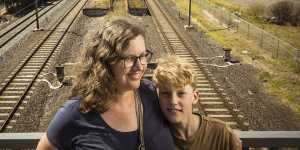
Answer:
xmin=158 ymin=84 xmax=198 ymax=124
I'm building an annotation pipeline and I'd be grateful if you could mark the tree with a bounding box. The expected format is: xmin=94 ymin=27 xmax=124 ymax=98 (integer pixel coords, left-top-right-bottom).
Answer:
xmin=291 ymin=4 xmax=300 ymax=26
xmin=270 ymin=0 xmax=294 ymax=25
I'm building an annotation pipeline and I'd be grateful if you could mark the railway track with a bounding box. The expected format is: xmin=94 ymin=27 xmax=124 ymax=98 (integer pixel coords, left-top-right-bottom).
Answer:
xmin=145 ymin=0 xmax=248 ymax=130
xmin=0 ymin=0 xmax=88 ymax=132
xmin=0 ymin=0 xmax=64 ymax=53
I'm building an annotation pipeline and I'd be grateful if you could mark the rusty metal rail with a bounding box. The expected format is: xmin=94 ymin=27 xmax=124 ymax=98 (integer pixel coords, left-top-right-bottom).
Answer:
xmin=0 ymin=131 xmax=299 ymax=149
xmin=0 ymin=0 xmax=88 ymax=132
xmin=145 ymin=0 xmax=248 ymax=130
xmin=0 ymin=0 xmax=63 ymax=50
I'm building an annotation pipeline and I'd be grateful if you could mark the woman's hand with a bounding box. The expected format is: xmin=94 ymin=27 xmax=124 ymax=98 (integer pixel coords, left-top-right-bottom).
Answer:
xmin=36 ymin=134 xmax=56 ymax=150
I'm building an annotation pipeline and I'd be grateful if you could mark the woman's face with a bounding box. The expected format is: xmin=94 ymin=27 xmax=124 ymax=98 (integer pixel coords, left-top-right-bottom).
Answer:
xmin=111 ymin=35 xmax=147 ymax=92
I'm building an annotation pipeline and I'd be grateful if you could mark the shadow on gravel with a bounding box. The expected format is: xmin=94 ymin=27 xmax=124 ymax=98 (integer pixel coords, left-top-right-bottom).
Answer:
xmin=82 ymin=8 xmax=108 ymax=17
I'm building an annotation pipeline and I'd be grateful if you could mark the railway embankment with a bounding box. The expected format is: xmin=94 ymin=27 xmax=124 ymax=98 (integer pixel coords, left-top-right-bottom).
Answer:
xmin=160 ymin=0 xmax=300 ymax=130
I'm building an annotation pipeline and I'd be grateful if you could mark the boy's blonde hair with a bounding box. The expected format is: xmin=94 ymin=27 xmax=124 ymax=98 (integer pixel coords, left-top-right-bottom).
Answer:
xmin=153 ymin=55 xmax=196 ymax=89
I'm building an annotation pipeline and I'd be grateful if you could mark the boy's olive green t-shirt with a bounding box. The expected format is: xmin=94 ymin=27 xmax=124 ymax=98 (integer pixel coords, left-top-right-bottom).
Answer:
xmin=174 ymin=115 xmax=241 ymax=150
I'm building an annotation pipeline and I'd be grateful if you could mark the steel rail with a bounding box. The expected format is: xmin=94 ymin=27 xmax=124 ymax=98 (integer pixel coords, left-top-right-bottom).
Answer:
xmin=0 ymin=0 xmax=88 ymax=132
xmin=0 ymin=0 xmax=63 ymax=48
xmin=145 ymin=0 xmax=248 ymax=130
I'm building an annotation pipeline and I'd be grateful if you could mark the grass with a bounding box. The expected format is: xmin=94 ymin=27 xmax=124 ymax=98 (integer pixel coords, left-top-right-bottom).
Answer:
xmin=266 ymin=72 xmax=300 ymax=106
xmin=92 ymin=0 xmax=111 ymax=8
xmin=170 ymin=0 xmax=300 ymax=116
xmin=207 ymin=0 xmax=244 ymax=12
xmin=128 ymin=0 xmax=146 ymax=8
xmin=105 ymin=0 xmax=129 ymax=18
xmin=205 ymin=0 xmax=300 ymax=50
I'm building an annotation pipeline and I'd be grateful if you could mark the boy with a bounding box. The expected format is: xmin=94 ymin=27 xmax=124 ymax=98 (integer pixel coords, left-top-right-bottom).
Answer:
xmin=153 ymin=55 xmax=242 ymax=150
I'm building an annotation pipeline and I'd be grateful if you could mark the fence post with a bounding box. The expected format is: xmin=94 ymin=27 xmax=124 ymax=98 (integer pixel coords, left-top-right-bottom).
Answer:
xmin=260 ymin=29 xmax=264 ymax=48
xmin=236 ymin=16 xmax=240 ymax=32
xmin=228 ymin=11 xmax=231 ymax=26
xmin=296 ymin=49 xmax=300 ymax=73
xmin=276 ymin=39 xmax=279 ymax=58
xmin=247 ymin=23 xmax=250 ymax=39
xmin=202 ymin=36 xmax=204 ymax=48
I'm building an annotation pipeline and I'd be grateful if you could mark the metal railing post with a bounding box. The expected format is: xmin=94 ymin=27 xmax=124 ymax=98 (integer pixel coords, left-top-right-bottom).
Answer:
xmin=223 ymin=48 xmax=232 ymax=62
xmin=55 ymin=65 xmax=65 ymax=83
xmin=188 ymin=0 xmax=192 ymax=27
xmin=35 ymin=0 xmax=40 ymax=30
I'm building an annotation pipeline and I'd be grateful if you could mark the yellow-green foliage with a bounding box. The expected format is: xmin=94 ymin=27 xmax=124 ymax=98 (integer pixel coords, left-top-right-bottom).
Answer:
xmin=246 ymin=1 xmax=266 ymax=18
xmin=105 ymin=0 xmax=129 ymax=17
xmin=204 ymin=0 xmax=300 ymax=50
xmin=93 ymin=0 xmax=111 ymax=8
xmin=266 ymin=73 xmax=300 ymax=116
xmin=128 ymin=0 xmax=146 ymax=8
xmin=170 ymin=0 xmax=300 ymax=116
xmin=207 ymin=0 xmax=243 ymax=12
xmin=262 ymin=24 xmax=300 ymax=50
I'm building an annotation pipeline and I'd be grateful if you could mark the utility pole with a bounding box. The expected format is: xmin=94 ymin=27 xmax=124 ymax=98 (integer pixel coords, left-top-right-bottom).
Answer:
xmin=184 ymin=0 xmax=194 ymax=30
xmin=188 ymin=0 xmax=191 ymax=26
xmin=33 ymin=0 xmax=42 ymax=31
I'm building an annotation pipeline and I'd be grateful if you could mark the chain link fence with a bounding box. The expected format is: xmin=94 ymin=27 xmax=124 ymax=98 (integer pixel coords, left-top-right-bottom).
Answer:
xmin=196 ymin=0 xmax=300 ymax=72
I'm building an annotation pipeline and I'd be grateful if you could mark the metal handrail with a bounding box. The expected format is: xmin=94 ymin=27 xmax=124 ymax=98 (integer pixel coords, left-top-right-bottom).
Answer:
xmin=236 ymin=131 xmax=300 ymax=150
xmin=0 ymin=131 xmax=300 ymax=149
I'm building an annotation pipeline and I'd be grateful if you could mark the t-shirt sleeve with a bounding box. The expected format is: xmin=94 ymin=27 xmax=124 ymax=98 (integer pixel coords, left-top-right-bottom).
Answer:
xmin=206 ymin=117 xmax=242 ymax=150
xmin=221 ymin=125 xmax=242 ymax=150
xmin=47 ymin=100 xmax=78 ymax=150
xmin=229 ymin=129 xmax=242 ymax=150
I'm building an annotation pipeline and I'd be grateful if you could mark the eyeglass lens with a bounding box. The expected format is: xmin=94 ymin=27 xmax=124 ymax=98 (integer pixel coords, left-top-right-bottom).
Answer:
xmin=124 ymin=52 xmax=152 ymax=68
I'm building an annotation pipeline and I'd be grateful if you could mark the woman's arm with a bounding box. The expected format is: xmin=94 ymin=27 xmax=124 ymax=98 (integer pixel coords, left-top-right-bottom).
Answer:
xmin=36 ymin=134 xmax=56 ymax=150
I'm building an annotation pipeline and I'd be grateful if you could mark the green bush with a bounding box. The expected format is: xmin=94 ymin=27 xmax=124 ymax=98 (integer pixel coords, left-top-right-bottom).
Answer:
xmin=269 ymin=0 xmax=294 ymax=25
xmin=290 ymin=4 xmax=300 ymax=26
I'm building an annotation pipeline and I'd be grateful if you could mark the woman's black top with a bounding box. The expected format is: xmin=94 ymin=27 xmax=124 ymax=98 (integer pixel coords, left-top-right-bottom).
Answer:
xmin=47 ymin=79 xmax=175 ymax=150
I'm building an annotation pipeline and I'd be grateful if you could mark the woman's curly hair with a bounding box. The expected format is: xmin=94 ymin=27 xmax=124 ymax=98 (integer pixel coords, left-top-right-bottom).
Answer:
xmin=70 ymin=19 xmax=145 ymax=113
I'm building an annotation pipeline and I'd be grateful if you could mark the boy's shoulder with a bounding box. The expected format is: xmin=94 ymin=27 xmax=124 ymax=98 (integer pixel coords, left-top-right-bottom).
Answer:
xmin=202 ymin=115 xmax=231 ymax=131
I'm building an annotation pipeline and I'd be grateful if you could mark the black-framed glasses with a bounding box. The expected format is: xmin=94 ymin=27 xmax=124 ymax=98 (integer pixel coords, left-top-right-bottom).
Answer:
xmin=118 ymin=49 xmax=153 ymax=68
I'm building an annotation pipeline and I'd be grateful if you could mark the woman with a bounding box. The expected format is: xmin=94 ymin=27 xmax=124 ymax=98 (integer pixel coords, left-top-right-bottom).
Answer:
xmin=36 ymin=19 xmax=175 ymax=150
